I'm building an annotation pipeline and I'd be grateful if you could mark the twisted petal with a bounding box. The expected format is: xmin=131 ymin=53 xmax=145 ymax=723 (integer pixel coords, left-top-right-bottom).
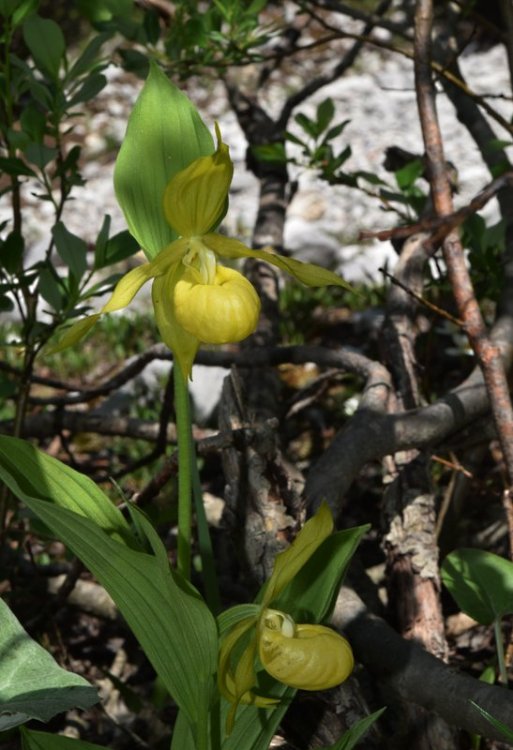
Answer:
xmin=174 ymin=265 xmax=260 ymax=345
xmin=46 ymin=238 xmax=188 ymax=354
xmin=258 ymin=610 xmax=354 ymax=691
xmin=203 ymin=234 xmax=352 ymax=290
xmin=262 ymin=502 xmax=333 ymax=608
xmin=45 ymin=314 xmax=101 ymax=354
xmin=152 ymin=270 xmax=199 ymax=380
xmin=163 ymin=124 xmax=233 ymax=237
xmin=218 ymin=616 xmax=278 ymax=734
xmin=101 ymin=238 xmax=187 ymax=314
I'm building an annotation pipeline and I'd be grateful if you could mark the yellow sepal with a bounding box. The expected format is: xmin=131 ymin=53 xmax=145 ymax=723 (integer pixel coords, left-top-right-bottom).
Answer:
xmin=203 ymin=234 xmax=352 ymax=290
xmin=163 ymin=123 xmax=233 ymax=237
xmin=45 ymin=313 xmax=101 ymax=354
xmin=262 ymin=502 xmax=333 ymax=607
xmin=101 ymin=238 xmax=186 ymax=314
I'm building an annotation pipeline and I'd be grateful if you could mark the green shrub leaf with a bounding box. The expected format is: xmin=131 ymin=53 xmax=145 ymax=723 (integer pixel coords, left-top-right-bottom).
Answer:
xmin=441 ymin=548 xmax=513 ymax=624
xmin=22 ymin=14 xmax=65 ymax=79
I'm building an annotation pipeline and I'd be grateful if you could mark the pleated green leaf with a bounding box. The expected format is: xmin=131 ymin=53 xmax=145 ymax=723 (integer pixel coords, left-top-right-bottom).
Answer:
xmin=273 ymin=525 xmax=370 ymax=623
xmin=0 ymin=599 xmax=97 ymax=731
xmin=114 ymin=62 xmax=214 ymax=259
xmin=13 ymin=495 xmax=218 ymax=737
xmin=0 ymin=435 xmax=136 ymax=549
xmin=20 ymin=727 xmax=105 ymax=750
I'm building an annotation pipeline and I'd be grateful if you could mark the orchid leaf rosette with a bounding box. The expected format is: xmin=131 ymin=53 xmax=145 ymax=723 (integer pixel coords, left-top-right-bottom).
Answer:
xmin=218 ymin=502 xmax=354 ymax=733
xmin=49 ymin=65 xmax=351 ymax=377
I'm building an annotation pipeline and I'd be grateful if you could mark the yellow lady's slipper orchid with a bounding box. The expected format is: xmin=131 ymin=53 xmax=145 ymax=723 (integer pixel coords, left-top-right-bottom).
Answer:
xmin=49 ymin=125 xmax=349 ymax=378
xmin=218 ymin=503 xmax=354 ymax=733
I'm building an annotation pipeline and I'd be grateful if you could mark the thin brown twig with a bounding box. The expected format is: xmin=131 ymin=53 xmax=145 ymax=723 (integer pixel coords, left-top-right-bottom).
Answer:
xmin=380 ymin=266 xmax=463 ymax=326
xmin=303 ymin=4 xmax=513 ymax=136
xmin=360 ymin=171 xmax=513 ymax=244
xmin=414 ymin=0 xmax=513 ymax=545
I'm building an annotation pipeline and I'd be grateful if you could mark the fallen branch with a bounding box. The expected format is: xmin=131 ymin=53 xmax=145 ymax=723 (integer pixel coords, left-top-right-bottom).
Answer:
xmin=333 ymin=586 xmax=513 ymax=743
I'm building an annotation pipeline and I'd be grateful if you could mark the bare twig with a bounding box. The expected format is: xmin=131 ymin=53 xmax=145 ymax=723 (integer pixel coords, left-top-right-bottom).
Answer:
xmin=305 ymin=311 xmax=513 ymax=512
xmin=380 ymin=264 xmax=463 ymax=326
xmin=332 ymin=586 xmax=513 ymax=743
xmin=360 ymin=171 xmax=513 ymax=244
xmin=414 ymin=0 xmax=513 ymax=524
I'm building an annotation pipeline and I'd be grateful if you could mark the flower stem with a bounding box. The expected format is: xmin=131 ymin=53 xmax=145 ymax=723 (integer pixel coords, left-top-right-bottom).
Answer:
xmin=174 ymin=364 xmax=193 ymax=579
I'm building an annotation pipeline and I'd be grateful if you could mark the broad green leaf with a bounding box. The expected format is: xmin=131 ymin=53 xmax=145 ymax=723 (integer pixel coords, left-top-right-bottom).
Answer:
xmin=251 ymin=143 xmax=287 ymax=163
xmin=170 ymin=708 xmax=196 ymax=750
xmin=274 ymin=525 xmax=370 ymax=623
xmin=395 ymin=158 xmax=424 ymax=191
xmin=114 ymin=62 xmax=214 ymax=260
xmin=0 ymin=435 xmax=136 ymax=548
xmin=0 ymin=598 xmax=97 ymax=731
xmin=94 ymin=230 xmax=140 ymax=269
xmin=67 ymin=32 xmax=112 ymax=80
xmin=11 ymin=495 xmax=218 ymax=737
xmin=20 ymin=103 xmax=46 ymax=142
xmin=316 ymin=98 xmax=335 ymax=132
xmin=24 ymin=143 xmax=57 ymax=168
xmin=323 ymin=707 xmax=386 ymax=750
xmin=22 ymin=14 xmax=65 ymax=79
xmin=20 ymin=727 xmax=105 ymax=750
xmin=0 ymin=156 xmax=36 ymax=176
xmin=12 ymin=0 xmax=38 ymax=28
xmin=93 ymin=214 xmax=111 ymax=268
xmin=259 ymin=502 xmax=334 ymax=608
xmin=295 ymin=112 xmax=319 ymax=139
xmin=68 ymin=73 xmax=108 ymax=106
xmin=1 ymin=230 xmax=23 ymax=274
xmin=52 ymin=222 xmax=88 ymax=281
xmin=441 ymin=548 xmax=513 ymax=625
xmin=38 ymin=266 xmax=65 ymax=310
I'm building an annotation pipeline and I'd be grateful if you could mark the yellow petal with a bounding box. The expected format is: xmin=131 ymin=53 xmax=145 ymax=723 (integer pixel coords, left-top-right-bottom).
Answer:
xmin=45 ymin=314 xmax=101 ymax=354
xmin=101 ymin=238 xmax=187 ymax=314
xmin=258 ymin=610 xmax=354 ymax=690
xmin=152 ymin=272 xmax=199 ymax=380
xmin=218 ymin=615 xmax=279 ymax=734
xmin=218 ymin=616 xmax=257 ymax=704
xmin=163 ymin=123 xmax=233 ymax=237
xmin=173 ymin=265 xmax=260 ymax=345
xmin=262 ymin=502 xmax=333 ymax=607
xmin=203 ymin=234 xmax=352 ymax=290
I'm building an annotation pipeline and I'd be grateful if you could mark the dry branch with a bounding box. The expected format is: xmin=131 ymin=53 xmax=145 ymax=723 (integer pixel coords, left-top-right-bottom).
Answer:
xmin=333 ymin=586 xmax=513 ymax=744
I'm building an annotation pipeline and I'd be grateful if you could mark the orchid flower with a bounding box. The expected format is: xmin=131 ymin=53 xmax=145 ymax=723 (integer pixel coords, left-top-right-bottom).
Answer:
xmin=218 ymin=502 xmax=354 ymax=733
xmin=50 ymin=125 xmax=349 ymax=378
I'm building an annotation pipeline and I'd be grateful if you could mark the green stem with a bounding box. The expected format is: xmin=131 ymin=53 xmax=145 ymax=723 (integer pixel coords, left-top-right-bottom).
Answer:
xmin=191 ymin=453 xmax=221 ymax=615
xmin=174 ymin=364 xmax=193 ymax=579
xmin=494 ymin=617 xmax=508 ymax=686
